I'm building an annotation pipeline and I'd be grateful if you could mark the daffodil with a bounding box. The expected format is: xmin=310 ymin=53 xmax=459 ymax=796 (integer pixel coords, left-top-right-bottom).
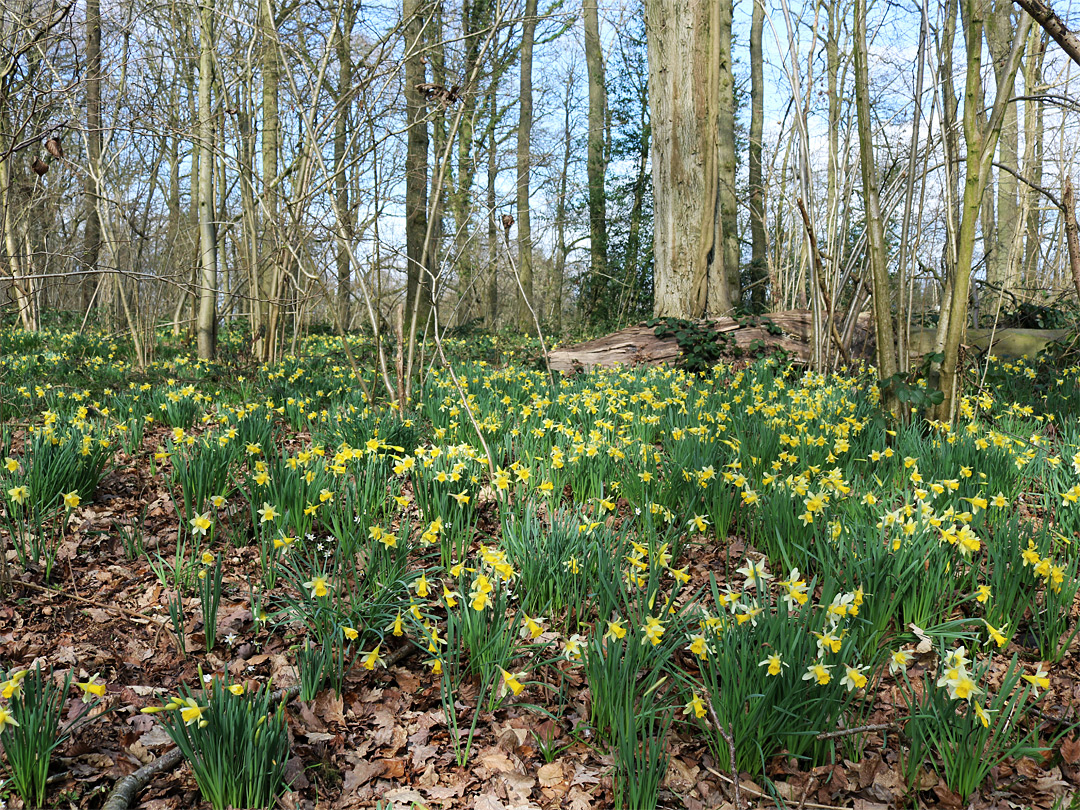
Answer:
xmin=0 ymin=705 xmax=20 ymax=731
xmin=500 ymin=668 xmax=524 ymax=696
xmin=1 ymin=669 xmax=28 ymax=699
xmin=888 ymin=648 xmax=912 ymax=675
xmin=362 ymin=645 xmax=386 ymax=670
xmin=758 ymin=653 xmax=786 ymax=676
xmin=76 ymin=673 xmax=107 ymax=698
xmin=257 ymin=502 xmax=278 ymax=522
xmin=683 ymin=693 xmax=706 ymax=719
xmin=62 ymin=490 xmax=81 ymax=509
xmin=641 ymin=616 xmax=665 ymax=646
xmin=840 ymin=664 xmax=868 ymax=691
xmin=1023 ymin=664 xmax=1050 ymax=697
xmin=7 ymin=484 xmax=27 ymax=504
xmin=387 ymin=612 xmax=404 ymax=636
xmin=302 ymin=576 xmax=331 ymax=598
xmin=803 ymin=662 xmax=832 ymax=686
xmin=604 ymin=619 xmax=627 ymax=642
xmin=180 ymin=697 xmax=206 ymax=725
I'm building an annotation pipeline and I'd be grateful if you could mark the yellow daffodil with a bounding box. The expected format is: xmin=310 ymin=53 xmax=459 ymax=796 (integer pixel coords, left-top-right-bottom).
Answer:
xmin=302 ymin=576 xmax=331 ymax=598
xmin=362 ymin=645 xmax=386 ymax=670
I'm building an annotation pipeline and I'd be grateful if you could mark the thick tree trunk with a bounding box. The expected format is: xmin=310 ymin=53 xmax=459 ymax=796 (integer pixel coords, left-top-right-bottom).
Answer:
xmin=645 ymin=0 xmax=735 ymax=318
xmin=515 ymin=0 xmax=538 ymax=330
xmin=583 ymin=0 xmax=607 ymax=293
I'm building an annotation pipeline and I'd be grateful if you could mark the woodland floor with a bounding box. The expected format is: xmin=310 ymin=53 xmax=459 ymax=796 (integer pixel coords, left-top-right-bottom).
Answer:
xmin=3 ymin=419 xmax=1080 ymax=809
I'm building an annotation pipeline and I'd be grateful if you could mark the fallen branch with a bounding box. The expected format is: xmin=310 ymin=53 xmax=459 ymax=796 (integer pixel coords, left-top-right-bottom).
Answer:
xmin=701 ymin=764 xmax=849 ymax=810
xmin=815 ymin=722 xmax=894 ymax=740
xmin=100 ymin=747 xmax=185 ymax=810
xmin=705 ymin=695 xmax=743 ymax=810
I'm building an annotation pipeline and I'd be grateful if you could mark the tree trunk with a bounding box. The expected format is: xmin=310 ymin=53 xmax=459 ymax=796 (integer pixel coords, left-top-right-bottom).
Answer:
xmin=82 ymin=0 xmax=102 ymax=318
xmin=583 ymin=0 xmax=607 ymax=293
xmin=196 ymin=0 xmax=217 ymax=360
xmin=853 ymin=0 xmax=899 ymax=409
xmin=645 ymin=0 xmax=734 ymax=318
xmin=515 ymin=0 xmax=538 ymax=330
xmin=486 ymin=121 xmax=498 ymax=328
xmin=334 ymin=12 xmax=354 ymax=329
xmin=404 ymin=0 xmax=431 ymax=336
xmin=986 ymin=0 xmax=1020 ymax=293
xmin=1023 ymin=29 xmax=1046 ymax=287
xmin=718 ymin=0 xmax=738 ymax=311
xmin=935 ymin=1 xmax=1031 ymax=420
xmin=748 ymin=0 xmax=767 ymax=310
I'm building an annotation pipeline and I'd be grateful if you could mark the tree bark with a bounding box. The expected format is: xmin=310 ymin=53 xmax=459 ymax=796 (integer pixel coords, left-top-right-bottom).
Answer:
xmin=986 ymin=0 xmax=1020 ymax=292
xmin=853 ymin=0 xmax=899 ymax=407
xmin=646 ymin=0 xmax=734 ymax=318
xmin=254 ymin=0 xmax=280 ymax=360
xmin=583 ymin=0 xmax=607 ymax=295
xmin=404 ymin=0 xmax=431 ymax=336
xmin=1012 ymin=0 xmax=1080 ymax=67
xmin=515 ymin=0 xmax=538 ymax=330
xmin=82 ymin=0 xmax=102 ymax=317
xmin=1063 ymin=178 xmax=1080 ymax=301
xmin=334 ymin=7 xmax=355 ymax=329
xmin=748 ymin=0 xmax=767 ymax=311
xmin=718 ymin=0 xmax=738 ymax=311
xmin=935 ymin=1 xmax=1031 ymax=420
xmin=196 ymin=0 xmax=217 ymax=360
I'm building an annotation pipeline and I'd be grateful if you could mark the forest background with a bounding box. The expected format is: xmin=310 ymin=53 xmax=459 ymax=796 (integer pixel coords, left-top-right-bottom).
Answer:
xmin=1 ymin=0 xmax=1079 ymax=416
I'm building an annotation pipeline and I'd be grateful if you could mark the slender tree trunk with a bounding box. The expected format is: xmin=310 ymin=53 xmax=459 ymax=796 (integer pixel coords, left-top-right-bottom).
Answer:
xmin=82 ymin=0 xmax=102 ymax=317
xmin=515 ymin=0 xmax=538 ymax=330
xmin=583 ymin=0 xmax=607 ymax=293
xmin=334 ymin=9 xmax=354 ymax=328
xmin=486 ymin=122 xmax=498 ymax=327
xmin=936 ymin=1 xmax=1031 ymax=420
xmin=718 ymin=0 xmax=739 ymax=312
xmin=1023 ymin=29 xmax=1046 ymax=287
xmin=853 ymin=0 xmax=899 ymax=409
xmin=748 ymin=0 xmax=767 ymax=310
xmin=404 ymin=0 xmax=431 ymax=335
xmin=196 ymin=0 xmax=217 ymax=360
xmin=986 ymin=0 xmax=1020 ymax=293
xmin=645 ymin=0 xmax=734 ymax=317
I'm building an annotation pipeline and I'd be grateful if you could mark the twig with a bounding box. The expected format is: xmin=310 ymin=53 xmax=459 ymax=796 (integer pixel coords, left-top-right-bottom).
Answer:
xmin=702 ymin=764 xmax=849 ymax=810
xmin=704 ymin=694 xmax=743 ymax=810
xmin=502 ymin=228 xmax=556 ymax=395
xmin=796 ymin=774 xmax=817 ymax=810
xmin=814 ymin=722 xmax=893 ymax=740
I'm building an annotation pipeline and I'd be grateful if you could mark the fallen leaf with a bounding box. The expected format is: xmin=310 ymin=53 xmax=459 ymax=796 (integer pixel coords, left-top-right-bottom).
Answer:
xmin=538 ymin=761 xmax=564 ymax=788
